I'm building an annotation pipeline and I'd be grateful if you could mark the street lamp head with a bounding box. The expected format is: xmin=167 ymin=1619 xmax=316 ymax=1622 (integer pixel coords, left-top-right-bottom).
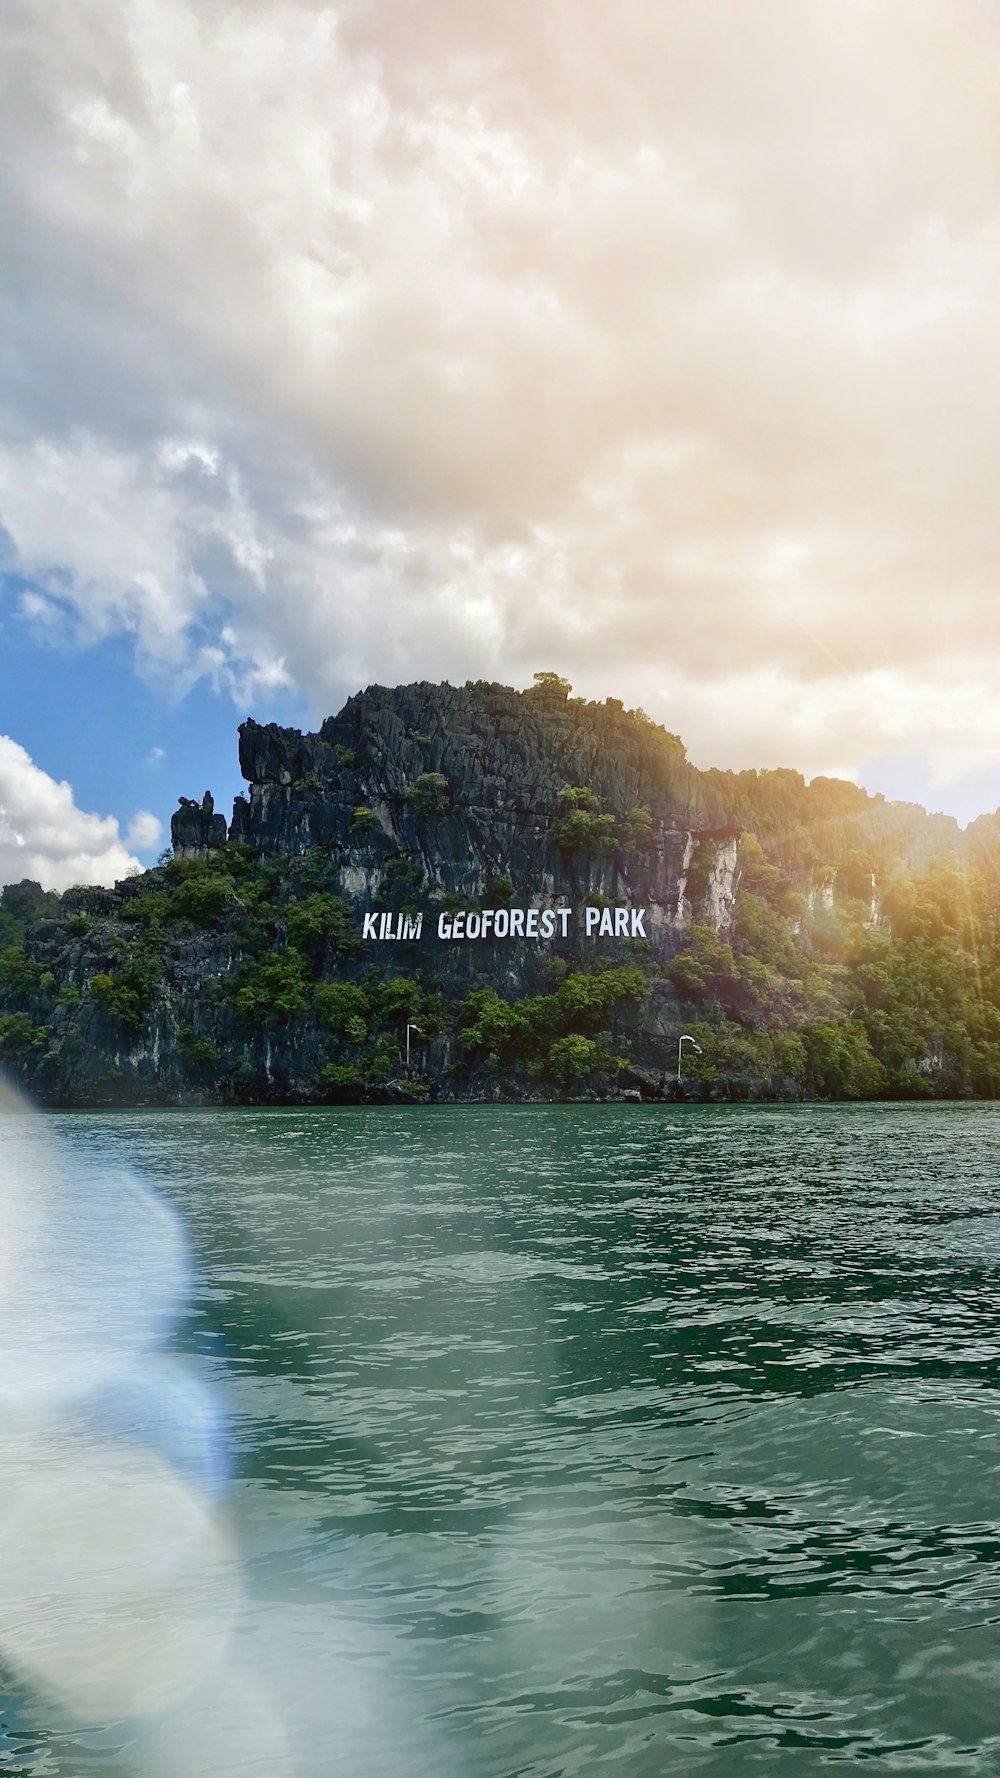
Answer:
xmin=676 ymin=1031 xmax=703 ymax=1083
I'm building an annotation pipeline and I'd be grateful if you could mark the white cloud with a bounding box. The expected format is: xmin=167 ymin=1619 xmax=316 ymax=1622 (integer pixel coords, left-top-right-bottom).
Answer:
xmin=0 ymin=737 xmax=141 ymax=892
xmin=653 ymin=660 xmax=1000 ymax=788
xmin=2 ymin=1 xmax=1000 ymax=787
xmin=125 ymin=810 xmax=162 ymax=851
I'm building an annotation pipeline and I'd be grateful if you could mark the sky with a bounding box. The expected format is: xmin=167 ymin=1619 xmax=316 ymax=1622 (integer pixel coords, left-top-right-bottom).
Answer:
xmin=2 ymin=0 xmax=1000 ymax=887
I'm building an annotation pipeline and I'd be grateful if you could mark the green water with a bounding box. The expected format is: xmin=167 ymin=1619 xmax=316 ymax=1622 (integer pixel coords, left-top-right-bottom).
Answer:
xmin=4 ymin=1102 xmax=1000 ymax=1775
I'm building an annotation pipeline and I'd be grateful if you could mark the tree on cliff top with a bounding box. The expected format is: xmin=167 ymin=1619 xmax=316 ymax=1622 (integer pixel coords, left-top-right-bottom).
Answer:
xmin=528 ymin=671 xmax=572 ymax=699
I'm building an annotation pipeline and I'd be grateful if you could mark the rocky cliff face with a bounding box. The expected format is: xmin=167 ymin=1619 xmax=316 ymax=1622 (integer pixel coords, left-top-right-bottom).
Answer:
xmin=222 ymin=681 xmax=743 ymax=954
xmin=2 ymin=678 xmax=997 ymax=1108
xmin=171 ymin=791 xmax=228 ymax=860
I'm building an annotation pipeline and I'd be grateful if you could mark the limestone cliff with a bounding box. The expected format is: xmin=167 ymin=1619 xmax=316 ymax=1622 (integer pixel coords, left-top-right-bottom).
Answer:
xmin=1 ymin=678 xmax=998 ymax=1106
xmin=222 ymin=682 xmax=744 ymax=958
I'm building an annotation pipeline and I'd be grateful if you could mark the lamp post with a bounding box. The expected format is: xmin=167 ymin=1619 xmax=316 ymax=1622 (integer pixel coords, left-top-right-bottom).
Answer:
xmin=677 ymin=1032 xmax=702 ymax=1082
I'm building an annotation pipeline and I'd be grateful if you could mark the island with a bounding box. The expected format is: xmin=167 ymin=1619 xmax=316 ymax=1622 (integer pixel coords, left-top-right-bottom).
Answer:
xmin=0 ymin=673 xmax=997 ymax=1106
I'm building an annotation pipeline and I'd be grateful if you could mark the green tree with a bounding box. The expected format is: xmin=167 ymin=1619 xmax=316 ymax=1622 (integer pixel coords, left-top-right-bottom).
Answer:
xmin=89 ymin=952 xmax=162 ymax=1031
xmin=0 ymin=1013 xmax=49 ymax=1059
xmin=545 ymin=1034 xmax=600 ymax=1084
xmin=405 ymin=773 xmax=450 ymax=817
xmin=231 ymin=952 xmax=310 ymax=1026
xmin=317 ymin=1061 xmax=364 ymax=1098
xmin=528 ymin=671 xmax=572 ymax=699
xmin=461 ymin=988 xmax=530 ymax=1061
xmin=286 ymin=894 xmax=361 ymax=963
xmin=369 ymin=976 xmax=423 ymax=1023
xmin=313 ymin=981 xmax=369 ymax=1038
xmin=121 ymin=891 xmax=173 ymax=928
xmin=551 ymin=787 xmax=616 ymax=851
xmin=802 ymin=1022 xmax=885 ymax=1100
xmin=177 ymin=1027 xmax=222 ymax=1078
xmin=0 ymin=946 xmax=44 ymax=995
xmin=666 ymin=926 xmax=740 ymax=1001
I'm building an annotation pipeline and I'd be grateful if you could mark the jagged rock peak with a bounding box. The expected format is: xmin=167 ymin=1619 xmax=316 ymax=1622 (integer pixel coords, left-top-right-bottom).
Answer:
xmin=237 ymin=679 xmax=717 ymax=828
xmin=171 ymin=791 xmax=228 ymax=861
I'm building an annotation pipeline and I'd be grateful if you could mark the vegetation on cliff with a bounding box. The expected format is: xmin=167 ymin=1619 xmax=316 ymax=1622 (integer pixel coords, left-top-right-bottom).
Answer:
xmin=0 ymin=844 xmax=651 ymax=1103
xmin=666 ymin=855 xmax=1000 ymax=1100
xmin=2 ymin=676 xmax=1000 ymax=1105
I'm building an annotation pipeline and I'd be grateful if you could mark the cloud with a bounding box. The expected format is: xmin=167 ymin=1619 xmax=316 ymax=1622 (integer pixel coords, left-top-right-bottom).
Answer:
xmin=0 ymin=737 xmax=142 ymax=891
xmin=125 ymin=810 xmax=162 ymax=851
xmin=2 ymin=0 xmax=1000 ymax=784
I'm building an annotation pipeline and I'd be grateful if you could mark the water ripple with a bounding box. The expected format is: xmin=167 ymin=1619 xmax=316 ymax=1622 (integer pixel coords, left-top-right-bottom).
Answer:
xmin=4 ymin=1102 xmax=1000 ymax=1775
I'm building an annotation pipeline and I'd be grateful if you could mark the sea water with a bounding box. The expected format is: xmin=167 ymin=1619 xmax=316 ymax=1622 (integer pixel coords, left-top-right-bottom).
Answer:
xmin=2 ymin=1102 xmax=1000 ymax=1775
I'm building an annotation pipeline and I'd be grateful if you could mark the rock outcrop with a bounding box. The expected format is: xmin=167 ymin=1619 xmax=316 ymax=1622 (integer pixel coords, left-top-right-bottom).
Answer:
xmin=171 ymin=791 xmax=228 ymax=860
xmin=1 ymin=677 xmax=996 ymax=1108
xmin=224 ymin=683 xmax=743 ymax=960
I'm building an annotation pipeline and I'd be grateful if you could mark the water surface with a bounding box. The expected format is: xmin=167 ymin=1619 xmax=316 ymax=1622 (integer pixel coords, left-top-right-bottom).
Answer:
xmin=3 ymin=1103 xmax=1000 ymax=1775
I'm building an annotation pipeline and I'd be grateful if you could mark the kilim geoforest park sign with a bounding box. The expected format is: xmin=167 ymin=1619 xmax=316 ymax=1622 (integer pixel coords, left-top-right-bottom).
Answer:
xmin=362 ymin=905 xmax=650 ymax=942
